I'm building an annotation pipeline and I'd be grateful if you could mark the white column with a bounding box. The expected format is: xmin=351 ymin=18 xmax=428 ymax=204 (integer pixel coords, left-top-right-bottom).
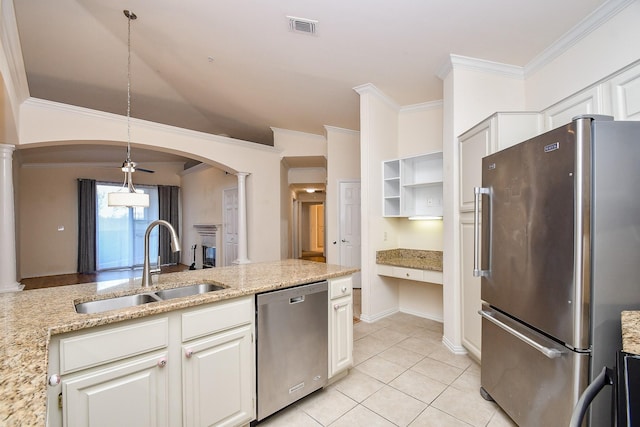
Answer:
xmin=0 ymin=145 xmax=23 ymax=292
xmin=234 ymin=172 xmax=251 ymax=264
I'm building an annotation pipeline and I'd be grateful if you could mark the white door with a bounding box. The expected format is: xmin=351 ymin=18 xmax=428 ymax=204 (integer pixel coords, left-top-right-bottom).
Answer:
xmin=339 ymin=181 xmax=361 ymax=288
xmin=223 ymin=187 xmax=238 ymax=266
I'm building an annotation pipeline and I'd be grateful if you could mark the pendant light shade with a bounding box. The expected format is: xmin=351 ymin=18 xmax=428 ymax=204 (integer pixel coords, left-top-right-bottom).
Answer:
xmin=108 ymin=10 xmax=150 ymax=208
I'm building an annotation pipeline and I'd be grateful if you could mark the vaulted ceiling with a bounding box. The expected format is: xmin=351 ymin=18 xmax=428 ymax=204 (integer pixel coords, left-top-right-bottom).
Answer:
xmin=13 ymin=0 xmax=610 ymax=146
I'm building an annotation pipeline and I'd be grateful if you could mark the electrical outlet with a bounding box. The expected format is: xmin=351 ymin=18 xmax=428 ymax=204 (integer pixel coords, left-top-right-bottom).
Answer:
xmin=384 ymin=231 xmax=387 ymax=241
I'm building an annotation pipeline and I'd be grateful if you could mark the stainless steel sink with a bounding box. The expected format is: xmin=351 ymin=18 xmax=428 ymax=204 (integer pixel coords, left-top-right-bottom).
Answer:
xmin=75 ymin=293 xmax=161 ymax=314
xmin=75 ymin=283 xmax=226 ymax=314
xmin=154 ymin=283 xmax=225 ymax=300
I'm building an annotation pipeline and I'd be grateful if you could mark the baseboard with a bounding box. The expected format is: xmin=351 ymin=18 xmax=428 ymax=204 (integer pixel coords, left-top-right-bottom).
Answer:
xmin=442 ymin=335 xmax=468 ymax=355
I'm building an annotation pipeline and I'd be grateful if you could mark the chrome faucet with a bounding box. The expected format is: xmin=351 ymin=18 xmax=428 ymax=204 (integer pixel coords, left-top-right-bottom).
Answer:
xmin=142 ymin=220 xmax=181 ymax=287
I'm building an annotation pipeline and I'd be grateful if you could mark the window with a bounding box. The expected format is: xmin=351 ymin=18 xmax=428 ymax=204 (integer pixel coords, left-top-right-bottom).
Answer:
xmin=96 ymin=183 xmax=159 ymax=271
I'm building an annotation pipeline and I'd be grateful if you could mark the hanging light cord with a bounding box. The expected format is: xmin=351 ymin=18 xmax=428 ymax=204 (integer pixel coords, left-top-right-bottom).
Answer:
xmin=125 ymin=10 xmax=136 ymax=164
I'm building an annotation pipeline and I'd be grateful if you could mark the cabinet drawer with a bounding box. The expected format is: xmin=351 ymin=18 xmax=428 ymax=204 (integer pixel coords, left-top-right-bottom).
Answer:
xmin=59 ymin=318 xmax=169 ymax=374
xmin=423 ymin=270 xmax=443 ymax=285
xmin=329 ymin=276 xmax=352 ymax=300
xmin=182 ymin=296 xmax=253 ymax=342
xmin=393 ymin=267 xmax=424 ymax=281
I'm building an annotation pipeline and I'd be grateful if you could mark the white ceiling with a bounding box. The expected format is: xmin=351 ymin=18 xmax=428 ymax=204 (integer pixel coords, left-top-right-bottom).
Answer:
xmin=13 ymin=0 xmax=610 ymax=146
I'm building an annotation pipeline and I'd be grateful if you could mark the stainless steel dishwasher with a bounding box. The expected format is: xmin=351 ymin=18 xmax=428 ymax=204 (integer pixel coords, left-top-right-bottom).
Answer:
xmin=255 ymin=281 xmax=328 ymax=421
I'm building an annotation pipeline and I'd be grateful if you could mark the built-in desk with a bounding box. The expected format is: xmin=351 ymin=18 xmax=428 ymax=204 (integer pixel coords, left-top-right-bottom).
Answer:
xmin=375 ymin=249 xmax=443 ymax=284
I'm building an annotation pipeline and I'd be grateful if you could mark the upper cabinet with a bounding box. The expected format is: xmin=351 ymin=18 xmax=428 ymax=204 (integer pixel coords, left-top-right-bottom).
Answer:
xmin=383 ymin=152 xmax=443 ymax=218
xmin=458 ymin=112 xmax=542 ymax=212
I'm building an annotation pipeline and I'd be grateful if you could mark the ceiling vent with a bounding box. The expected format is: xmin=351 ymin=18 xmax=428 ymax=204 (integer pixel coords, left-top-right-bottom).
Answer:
xmin=287 ymin=16 xmax=318 ymax=35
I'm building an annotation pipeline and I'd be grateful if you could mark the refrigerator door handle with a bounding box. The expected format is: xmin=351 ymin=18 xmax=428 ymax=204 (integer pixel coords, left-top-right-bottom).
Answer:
xmin=473 ymin=187 xmax=490 ymax=277
xmin=479 ymin=309 xmax=564 ymax=359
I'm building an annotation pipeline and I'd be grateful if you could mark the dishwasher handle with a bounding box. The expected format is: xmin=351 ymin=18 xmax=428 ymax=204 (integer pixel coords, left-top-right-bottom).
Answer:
xmin=290 ymin=295 xmax=305 ymax=304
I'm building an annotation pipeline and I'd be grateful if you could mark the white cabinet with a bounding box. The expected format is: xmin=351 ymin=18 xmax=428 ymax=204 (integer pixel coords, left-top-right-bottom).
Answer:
xmin=62 ymin=350 xmax=170 ymax=427
xmin=47 ymin=296 xmax=255 ymax=427
xmin=460 ymin=216 xmax=482 ymax=361
xmin=609 ymin=62 xmax=640 ymax=121
xmin=181 ymin=298 xmax=254 ymax=427
xmin=457 ymin=112 xmax=541 ymax=360
xmin=376 ymin=263 xmax=443 ymax=285
xmin=542 ymin=85 xmax=606 ymax=130
xmin=328 ymin=276 xmax=353 ymax=378
xmin=383 ymin=152 xmax=443 ymax=218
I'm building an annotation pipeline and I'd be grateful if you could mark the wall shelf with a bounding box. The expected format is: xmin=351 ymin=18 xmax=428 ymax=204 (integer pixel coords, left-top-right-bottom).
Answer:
xmin=382 ymin=152 xmax=443 ymax=218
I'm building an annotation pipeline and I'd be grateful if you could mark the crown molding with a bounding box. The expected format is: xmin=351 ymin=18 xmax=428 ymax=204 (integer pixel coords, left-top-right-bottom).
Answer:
xmin=22 ymin=98 xmax=280 ymax=153
xmin=270 ymin=126 xmax=326 ymax=141
xmin=400 ymin=100 xmax=443 ymax=113
xmin=524 ymin=0 xmax=635 ymax=76
xmin=323 ymin=125 xmax=359 ymax=136
xmin=353 ymin=83 xmax=401 ymax=111
xmin=1 ymin=0 xmax=29 ymax=102
xmin=438 ymin=54 xmax=524 ymax=80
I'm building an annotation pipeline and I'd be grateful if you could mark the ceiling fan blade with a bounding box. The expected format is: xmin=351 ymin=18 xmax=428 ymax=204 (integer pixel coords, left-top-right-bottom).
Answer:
xmin=136 ymin=167 xmax=155 ymax=173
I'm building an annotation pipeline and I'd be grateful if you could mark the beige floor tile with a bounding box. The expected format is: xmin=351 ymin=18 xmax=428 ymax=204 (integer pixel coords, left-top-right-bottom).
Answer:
xmin=431 ymin=386 xmax=498 ymax=427
xmin=411 ymin=357 xmax=464 ymax=385
xmin=410 ymin=327 xmax=445 ymax=343
xmin=352 ymin=346 xmax=375 ymax=366
xmin=354 ymin=334 xmax=393 ymax=357
xmin=378 ymin=345 xmax=426 ymax=369
xmin=389 ymin=370 xmax=448 ymax=404
xmin=370 ymin=327 xmax=410 ymax=346
xmin=355 ymin=355 xmax=406 ymax=383
xmin=329 ymin=405 xmax=396 ymax=427
xmin=409 ymin=406 xmax=472 ymax=426
xmin=486 ymin=408 xmax=517 ymax=427
xmin=427 ymin=346 xmax=473 ymax=370
xmin=353 ymin=321 xmax=383 ymax=340
xmin=258 ymin=405 xmax=323 ymax=426
xmin=362 ymin=385 xmax=428 ymax=427
xmin=331 ymin=370 xmax=385 ymax=403
xmin=397 ymin=336 xmax=440 ymax=356
xmin=296 ymin=388 xmax=357 ymax=426
xmin=449 ymin=369 xmax=481 ymax=394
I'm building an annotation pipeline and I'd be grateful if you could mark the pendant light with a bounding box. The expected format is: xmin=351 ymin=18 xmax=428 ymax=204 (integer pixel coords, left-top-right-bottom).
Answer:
xmin=107 ymin=10 xmax=150 ymax=208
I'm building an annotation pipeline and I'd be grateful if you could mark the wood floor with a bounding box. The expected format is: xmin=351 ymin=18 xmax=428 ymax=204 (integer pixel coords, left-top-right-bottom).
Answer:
xmin=20 ymin=264 xmax=190 ymax=290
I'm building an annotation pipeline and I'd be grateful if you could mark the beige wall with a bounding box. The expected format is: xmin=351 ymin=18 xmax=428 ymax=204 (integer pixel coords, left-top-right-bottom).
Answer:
xmin=325 ymin=126 xmax=360 ymax=265
xmin=18 ymin=161 xmax=183 ymax=278
xmin=180 ymin=164 xmax=237 ymax=267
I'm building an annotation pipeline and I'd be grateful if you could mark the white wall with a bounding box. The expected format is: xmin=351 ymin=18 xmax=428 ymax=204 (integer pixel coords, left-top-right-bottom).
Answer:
xmin=325 ymin=126 xmax=360 ymax=265
xmin=525 ymin=1 xmax=640 ymax=111
xmin=17 ymin=99 xmax=284 ymax=265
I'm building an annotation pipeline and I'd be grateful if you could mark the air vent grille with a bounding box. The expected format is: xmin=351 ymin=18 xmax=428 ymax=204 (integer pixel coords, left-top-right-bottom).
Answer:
xmin=287 ymin=16 xmax=318 ymax=35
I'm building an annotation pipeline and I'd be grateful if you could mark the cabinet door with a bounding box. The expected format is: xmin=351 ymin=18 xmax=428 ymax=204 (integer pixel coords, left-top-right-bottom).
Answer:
xmin=329 ymin=295 xmax=353 ymax=377
xmin=62 ymin=351 xmax=169 ymax=427
xmin=542 ymin=85 xmax=605 ymax=130
xmin=460 ymin=216 xmax=482 ymax=360
xmin=182 ymin=325 xmax=254 ymax=427
xmin=609 ymin=62 xmax=640 ymax=121
xmin=459 ymin=121 xmax=490 ymax=212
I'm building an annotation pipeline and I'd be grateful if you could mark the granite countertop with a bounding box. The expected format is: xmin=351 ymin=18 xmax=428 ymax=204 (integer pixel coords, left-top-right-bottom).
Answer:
xmin=376 ymin=248 xmax=443 ymax=272
xmin=621 ymin=310 xmax=640 ymax=355
xmin=0 ymin=259 xmax=357 ymax=426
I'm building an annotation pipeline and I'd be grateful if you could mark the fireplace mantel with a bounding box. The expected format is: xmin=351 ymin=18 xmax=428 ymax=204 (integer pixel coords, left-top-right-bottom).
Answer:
xmin=194 ymin=224 xmax=218 ymax=236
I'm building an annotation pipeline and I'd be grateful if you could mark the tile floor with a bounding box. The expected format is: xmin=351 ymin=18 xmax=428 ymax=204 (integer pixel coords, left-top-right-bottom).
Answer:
xmin=258 ymin=293 xmax=516 ymax=427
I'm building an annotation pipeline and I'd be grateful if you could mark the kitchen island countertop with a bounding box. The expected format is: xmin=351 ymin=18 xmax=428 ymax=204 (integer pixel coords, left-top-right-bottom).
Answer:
xmin=0 ymin=259 xmax=357 ymax=426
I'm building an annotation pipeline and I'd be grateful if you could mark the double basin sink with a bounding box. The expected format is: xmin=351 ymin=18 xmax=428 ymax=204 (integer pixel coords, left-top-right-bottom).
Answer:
xmin=75 ymin=283 xmax=226 ymax=314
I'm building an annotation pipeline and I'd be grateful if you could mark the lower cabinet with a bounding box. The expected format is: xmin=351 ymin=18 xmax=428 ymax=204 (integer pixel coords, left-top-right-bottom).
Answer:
xmin=328 ymin=276 xmax=353 ymax=378
xmin=47 ymin=296 xmax=255 ymax=427
xmin=62 ymin=350 xmax=170 ymax=427
xmin=182 ymin=324 xmax=253 ymax=427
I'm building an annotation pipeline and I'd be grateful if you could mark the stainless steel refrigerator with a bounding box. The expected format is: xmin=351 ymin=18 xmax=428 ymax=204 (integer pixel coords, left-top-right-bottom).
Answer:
xmin=473 ymin=115 xmax=640 ymax=426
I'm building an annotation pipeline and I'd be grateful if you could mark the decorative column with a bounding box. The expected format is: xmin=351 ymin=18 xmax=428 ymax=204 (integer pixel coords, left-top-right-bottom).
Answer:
xmin=234 ymin=172 xmax=251 ymax=264
xmin=0 ymin=145 xmax=23 ymax=292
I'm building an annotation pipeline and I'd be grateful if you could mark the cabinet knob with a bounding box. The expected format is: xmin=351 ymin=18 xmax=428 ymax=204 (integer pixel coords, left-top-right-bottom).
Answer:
xmin=157 ymin=358 xmax=167 ymax=368
xmin=185 ymin=349 xmax=193 ymax=358
xmin=341 ymin=286 xmax=347 ymax=293
xmin=406 ymin=273 xmax=410 ymax=277
xmin=48 ymin=374 xmax=61 ymax=386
